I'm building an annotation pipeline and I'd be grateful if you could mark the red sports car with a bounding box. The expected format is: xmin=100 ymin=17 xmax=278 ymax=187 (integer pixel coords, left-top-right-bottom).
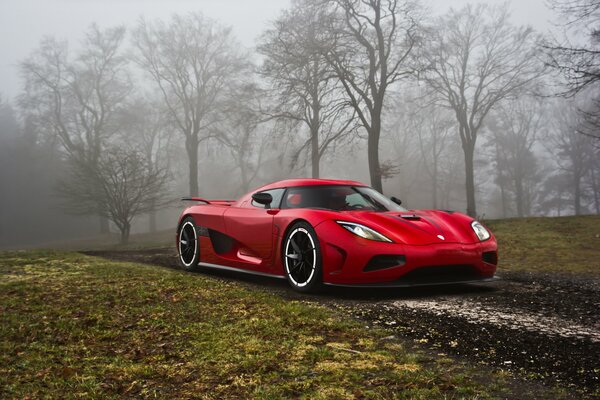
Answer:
xmin=176 ymin=179 xmax=498 ymax=292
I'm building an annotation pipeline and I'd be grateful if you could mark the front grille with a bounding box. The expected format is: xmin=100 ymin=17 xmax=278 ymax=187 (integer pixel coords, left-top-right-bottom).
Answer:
xmin=482 ymin=251 xmax=498 ymax=265
xmin=364 ymin=255 xmax=406 ymax=272
xmin=397 ymin=264 xmax=480 ymax=284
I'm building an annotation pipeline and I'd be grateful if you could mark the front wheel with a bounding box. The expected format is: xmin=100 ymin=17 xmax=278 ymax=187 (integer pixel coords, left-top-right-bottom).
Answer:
xmin=178 ymin=216 xmax=201 ymax=271
xmin=283 ymin=221 xmax=322 ymax=293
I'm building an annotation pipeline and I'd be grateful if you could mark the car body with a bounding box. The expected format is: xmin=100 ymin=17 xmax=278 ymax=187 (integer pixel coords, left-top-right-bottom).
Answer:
xmin=176 ymin=178 xmax=498 ymax=292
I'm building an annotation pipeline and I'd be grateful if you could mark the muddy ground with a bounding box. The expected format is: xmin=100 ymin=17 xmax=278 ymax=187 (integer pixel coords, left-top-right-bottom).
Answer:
xmin=84 ymin=248 xmax=600 ymax=397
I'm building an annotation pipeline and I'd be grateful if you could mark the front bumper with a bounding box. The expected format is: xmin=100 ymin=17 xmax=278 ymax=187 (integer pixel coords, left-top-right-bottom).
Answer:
xmin=315 ymin=221 xmax=498 ymax=285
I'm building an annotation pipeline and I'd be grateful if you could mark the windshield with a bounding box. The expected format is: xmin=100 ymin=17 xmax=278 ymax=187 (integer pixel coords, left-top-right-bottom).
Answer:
xmin=281 ymin=185 xmax=407 ymax=212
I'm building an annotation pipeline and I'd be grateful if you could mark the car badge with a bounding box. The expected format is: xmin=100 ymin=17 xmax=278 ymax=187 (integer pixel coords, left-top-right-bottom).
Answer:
xmin=437 ymin=235 xmax=445 ymax=240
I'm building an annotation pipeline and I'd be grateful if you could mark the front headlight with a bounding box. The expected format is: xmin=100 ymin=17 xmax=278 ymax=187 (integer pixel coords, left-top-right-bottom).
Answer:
xmin=471 ymin=221 xmax=491 ymax=241
xmin=336 ymin=221 xmax=392 ymax=242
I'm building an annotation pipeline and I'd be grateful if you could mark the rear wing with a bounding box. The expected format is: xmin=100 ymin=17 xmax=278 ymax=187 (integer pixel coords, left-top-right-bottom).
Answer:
xmin=181 ymin=197 xmax=234 ymax=206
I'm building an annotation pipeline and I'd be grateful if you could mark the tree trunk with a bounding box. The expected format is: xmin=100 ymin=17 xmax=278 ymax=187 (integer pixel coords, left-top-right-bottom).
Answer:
xmin=311 ymin=117 xmax=320 ymax=179
xmin=186 ymin=135 xmax=199 ymax=196
xmin=432 ymin=155 xmax=438 ymax=209
xmin=239 ymin=150 xmax=249 ymax=194
xmin=591 ymin=166 xmax=600 ymax=215
xmin=515 ymin=178 xmax=524 ymax=218
xmin=462 ymin=142 xmax=477 ymax=217
xmin=495 ymin=143 xmax=508 ymax=218
xmin=368 ymin=111 xmax=382 ymax=192
xmin=499 ymin=182 xmax=508 ymax=218
xmin=120 ymin=223 xmax=130 ymax=245
xmin=310 ymin=61 xmax=320 ymax=179
xmin=311 ymin=133 xmax=320 ymax=178
xmin=574 ymin=173 xmax=582 ymax=216
xmin=240 ymin=170 xmax=249 ymax=194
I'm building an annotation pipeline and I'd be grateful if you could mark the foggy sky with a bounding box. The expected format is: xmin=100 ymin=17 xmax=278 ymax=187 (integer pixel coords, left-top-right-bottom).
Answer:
xmin=0 ymin=0 xmax=555 ymax=101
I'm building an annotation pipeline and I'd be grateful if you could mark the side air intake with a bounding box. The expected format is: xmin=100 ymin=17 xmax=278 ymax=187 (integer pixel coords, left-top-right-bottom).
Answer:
xmin=482 ymin=251 xmax=498 ymax=265
xmin=364 ymin=255 xmax=406 ymax=272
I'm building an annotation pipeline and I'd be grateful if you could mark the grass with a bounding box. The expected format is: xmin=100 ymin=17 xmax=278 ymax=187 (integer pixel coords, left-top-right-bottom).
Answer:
xmin=0 ymin=250 xmax=568 ymax=399
xmin=485 ymin=215 xmax=600 ymax=275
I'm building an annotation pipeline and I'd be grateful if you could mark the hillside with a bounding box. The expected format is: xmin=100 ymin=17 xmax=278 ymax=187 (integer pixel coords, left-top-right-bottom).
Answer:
xmin=486 ymin=215 xmax=600 ymax=275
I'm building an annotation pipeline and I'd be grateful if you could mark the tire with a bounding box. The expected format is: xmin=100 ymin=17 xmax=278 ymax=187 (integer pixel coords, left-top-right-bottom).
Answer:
xmin=177 ymin=216 xmax=201 ymax=271
xmin=282 ymin=221 xmax=323 ymax=293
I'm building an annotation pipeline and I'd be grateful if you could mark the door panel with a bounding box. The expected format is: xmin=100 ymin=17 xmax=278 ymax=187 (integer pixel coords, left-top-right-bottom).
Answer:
xmin=223 ymin=207 xmax=274 ymax=261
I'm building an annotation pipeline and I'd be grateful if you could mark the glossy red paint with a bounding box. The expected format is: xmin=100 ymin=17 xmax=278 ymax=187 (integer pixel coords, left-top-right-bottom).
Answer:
xmin=176 ymin=178 xmax=498 ymax=287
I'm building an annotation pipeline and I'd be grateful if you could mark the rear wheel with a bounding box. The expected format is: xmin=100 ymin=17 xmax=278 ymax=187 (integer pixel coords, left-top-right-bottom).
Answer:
xmin=283 ymin=221 xmax=322 ymax=293
xmin=178 ymin=217 xmax=200 ymax=271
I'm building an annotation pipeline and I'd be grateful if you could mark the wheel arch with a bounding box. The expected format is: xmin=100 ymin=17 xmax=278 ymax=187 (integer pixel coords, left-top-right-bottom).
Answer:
xmin=276 ymin=218 xmax=313 ymax=274
xmin=178 ymin=213 xmax=199 ymax=230
xmin=280 ymin=218 xmax=312 ymax=249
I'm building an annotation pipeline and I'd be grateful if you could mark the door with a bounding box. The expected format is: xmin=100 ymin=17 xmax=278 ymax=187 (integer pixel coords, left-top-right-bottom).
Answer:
xmin=223 ymin=188 xmax=285 ymax=262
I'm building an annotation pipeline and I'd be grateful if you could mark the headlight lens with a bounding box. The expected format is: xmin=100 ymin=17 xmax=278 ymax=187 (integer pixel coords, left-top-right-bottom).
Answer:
xmin=336 ymin=221 xmax=392 ymax=242
xmin=471 ymin=221 xmax=491 ymax=241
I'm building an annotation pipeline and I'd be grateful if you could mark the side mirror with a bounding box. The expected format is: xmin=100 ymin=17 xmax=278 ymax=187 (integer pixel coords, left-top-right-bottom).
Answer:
xmin=252 ymin=192 xmax=273 ymax=207
xmin=390 ymin=196 xmax=402 ymax=206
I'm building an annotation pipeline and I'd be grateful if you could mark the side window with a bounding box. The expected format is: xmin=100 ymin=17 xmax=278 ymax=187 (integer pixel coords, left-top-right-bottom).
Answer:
xmin=251 ymin=188 xmax=286 ymax=209
xmin=283 ymin=189 xmax=303 ymax=209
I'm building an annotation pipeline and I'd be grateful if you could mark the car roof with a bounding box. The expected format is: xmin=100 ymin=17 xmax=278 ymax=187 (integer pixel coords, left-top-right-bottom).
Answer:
xmin=255 ymin=178 xmax=368 ymax=192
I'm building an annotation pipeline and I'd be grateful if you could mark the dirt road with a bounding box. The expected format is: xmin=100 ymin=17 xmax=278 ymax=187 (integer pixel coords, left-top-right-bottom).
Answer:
xmin=84 ymin=248 xmax=600 ymax=396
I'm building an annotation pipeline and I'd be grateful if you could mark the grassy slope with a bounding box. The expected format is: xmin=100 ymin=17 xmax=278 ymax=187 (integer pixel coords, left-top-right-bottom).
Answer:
xmin=485 ymin=215 xmax=600 ymax=275
xmin=0 ymin=250 xmax=567 ymax=400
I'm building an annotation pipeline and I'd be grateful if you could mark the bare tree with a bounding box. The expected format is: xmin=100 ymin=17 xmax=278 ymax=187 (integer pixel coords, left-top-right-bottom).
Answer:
xmin=413 ymin=105 xmax=454 ymax=209
xmin=545 ymin=0 xmax=600 ymax=141
xmin=538 ymin=172 xmax=572 ymax=216
xmin=585 ymin=146 xmax=600 ymax=213
xmin=419 ymin=4 xmax=543 ymax=217
xmin=575 ymin=95 xmax=600 ymax=139
xmin=487 ymin=99 xmax=544 ymax=217
xmin=132 ymin=13 xmax=248 ymax=196
xmin=58 ymin=148 xmax=170 ymax=244
xmin=548 ymin=98 xmax=596 ymax=215
xmin=545 ymin=0 xmax=600 ymax=94
xmin=381 ymin=91 xmax=455 ymax=208
xmin=382 ymin=104 xmax=418 ymax=200
xmin=19 ymin=24 xmax=131 ymax=232
xmin=323 ymin=0 xmax=421 ymax=192
xmin=258 ymin=0 xmax=356 ymax=178
xmin=119 ymin=96 xmax=173 ymax=232
xmin=215 ymin=83 xmax=269 ymax=194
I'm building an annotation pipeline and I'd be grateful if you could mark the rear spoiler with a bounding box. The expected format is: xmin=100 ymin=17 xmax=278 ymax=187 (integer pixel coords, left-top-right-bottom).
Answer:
xmin=181 ymin=197 xmax=234 ymax=206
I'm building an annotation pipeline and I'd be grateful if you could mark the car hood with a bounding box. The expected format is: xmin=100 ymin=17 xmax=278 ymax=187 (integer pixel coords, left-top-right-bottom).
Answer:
xmin=337 ymin=209 xmax=480 ymax=245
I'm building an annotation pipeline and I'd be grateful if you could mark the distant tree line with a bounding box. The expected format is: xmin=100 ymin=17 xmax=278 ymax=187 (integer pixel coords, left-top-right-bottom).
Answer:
xmin=1 ymin=0 xmax=599 ymax=245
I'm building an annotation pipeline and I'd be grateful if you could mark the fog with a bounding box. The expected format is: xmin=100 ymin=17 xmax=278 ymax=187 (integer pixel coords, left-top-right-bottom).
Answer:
xmin=0 ymin=0 xmax=552 ymax=99
xmin=0 ymin=0 xmax=598 ymax=248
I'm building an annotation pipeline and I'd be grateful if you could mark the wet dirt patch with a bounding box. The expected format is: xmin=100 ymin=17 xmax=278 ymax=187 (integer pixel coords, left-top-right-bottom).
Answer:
xmin=83 ymin=248 xmax=600 ymax=397
xmin=338 ymin=297 xmax=600 ymax=393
